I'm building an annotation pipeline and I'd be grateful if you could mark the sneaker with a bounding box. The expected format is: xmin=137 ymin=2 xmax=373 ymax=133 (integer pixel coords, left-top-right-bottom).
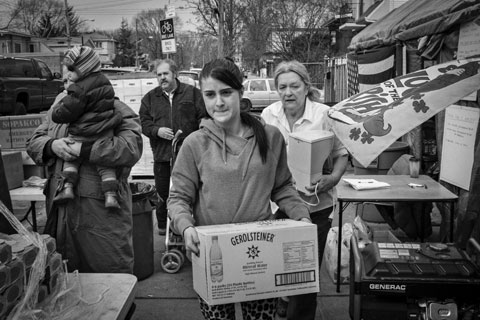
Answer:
xmin=158 ymin=228 xmax=166 ymax=236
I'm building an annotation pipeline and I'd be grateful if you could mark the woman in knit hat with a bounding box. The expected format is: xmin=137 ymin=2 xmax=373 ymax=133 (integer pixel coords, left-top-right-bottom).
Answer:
xmin=51 ymin=46 xmax=122 ymax=209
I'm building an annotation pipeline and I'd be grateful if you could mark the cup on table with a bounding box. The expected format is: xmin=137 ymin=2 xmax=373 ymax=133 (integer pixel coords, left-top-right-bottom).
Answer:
xmin=409 ymin=156 xmax=420 ymax=178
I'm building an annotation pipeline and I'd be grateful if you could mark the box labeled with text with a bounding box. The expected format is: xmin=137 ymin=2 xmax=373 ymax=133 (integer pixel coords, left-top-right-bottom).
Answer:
xmin=192 ymin=219 xmax=319 ymax=305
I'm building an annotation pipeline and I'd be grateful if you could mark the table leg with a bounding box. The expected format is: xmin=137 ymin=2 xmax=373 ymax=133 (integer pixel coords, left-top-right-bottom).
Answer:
xmin=19 ymin=201 xmax=37 ymax=232
xmin=450 ymin=201 xmax=454 ymax=242
xmin=31 ymin=201 xmax=37 ymax=232
xmin=336 ymin=200 xmax=343 ymax=293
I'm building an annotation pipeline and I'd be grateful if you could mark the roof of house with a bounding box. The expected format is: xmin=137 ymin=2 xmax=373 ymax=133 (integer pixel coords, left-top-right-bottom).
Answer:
xmin=0 ymin=29 xmax=32 ymax=38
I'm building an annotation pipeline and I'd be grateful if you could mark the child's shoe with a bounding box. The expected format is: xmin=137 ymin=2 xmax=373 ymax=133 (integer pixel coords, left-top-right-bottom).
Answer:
xmin=53 ymin=183 xmax=75 ymax=203
xmin=104 ymin=191 xmax=120 ymax=209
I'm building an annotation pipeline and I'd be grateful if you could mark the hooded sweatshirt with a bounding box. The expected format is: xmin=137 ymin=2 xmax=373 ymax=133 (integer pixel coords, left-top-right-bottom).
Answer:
xmin=167 ymin=118 xmax=310 ymax=235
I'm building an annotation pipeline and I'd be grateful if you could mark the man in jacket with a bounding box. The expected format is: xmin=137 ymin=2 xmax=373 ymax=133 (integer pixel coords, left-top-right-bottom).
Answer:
xmin=139 ymin=59 xmax=206 ymax=235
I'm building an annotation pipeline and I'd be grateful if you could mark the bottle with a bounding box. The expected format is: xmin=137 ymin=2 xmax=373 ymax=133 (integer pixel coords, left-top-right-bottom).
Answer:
xmin=210 ymin=235 xmax=223 ymax=282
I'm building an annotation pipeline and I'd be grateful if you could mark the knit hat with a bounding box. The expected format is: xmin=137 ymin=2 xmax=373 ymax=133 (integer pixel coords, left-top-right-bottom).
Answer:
xmin=64 ymin=46 xmax=101 ymax=77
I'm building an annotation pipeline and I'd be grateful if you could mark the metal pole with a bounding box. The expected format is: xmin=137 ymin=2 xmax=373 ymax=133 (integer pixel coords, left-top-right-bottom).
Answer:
xmin=64 ymin=0 xmax=71 ymax=48
xmin=217 ymin=0 xmax=224 ymax=58
xmin=135 ymin=18 xmax=139 ymax=69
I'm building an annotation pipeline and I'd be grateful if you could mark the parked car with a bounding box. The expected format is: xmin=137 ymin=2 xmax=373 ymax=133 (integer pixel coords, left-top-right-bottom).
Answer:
xmin=241 ymin=78 xmax=280 ymax=112
xmin=0 ymin=56 xmax=64 ymax=115
xmin=101 ymin=67 xmax=136 ymax=76
xmin=178 ymin=70 xmax=199 ymax=88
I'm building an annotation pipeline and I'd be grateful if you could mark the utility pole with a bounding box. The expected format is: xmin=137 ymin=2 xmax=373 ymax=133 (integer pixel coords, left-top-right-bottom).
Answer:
xmin=217 ymin=0 xmax=224 ymax=58
xmin=135 ymin=18 xmax=139 ymax=69
xmin=64 ymin=0 xmax=71 ymax=48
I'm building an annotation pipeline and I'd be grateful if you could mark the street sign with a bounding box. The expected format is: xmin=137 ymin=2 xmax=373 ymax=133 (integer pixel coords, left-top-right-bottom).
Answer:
xmin=160 ymin=18 xmax=176 ymax=54
xmin=166 ymin=5 xmax=176 ymax=18
xmin=161 ymin=39 xmax=177 ymax=54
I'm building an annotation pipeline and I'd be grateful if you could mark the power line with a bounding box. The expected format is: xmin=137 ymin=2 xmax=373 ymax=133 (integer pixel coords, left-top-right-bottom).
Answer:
xmin=73 ymin=0 xmax=156 ymax=11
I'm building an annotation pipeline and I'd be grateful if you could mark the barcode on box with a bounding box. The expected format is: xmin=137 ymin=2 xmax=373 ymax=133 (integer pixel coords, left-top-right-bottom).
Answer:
xmin=275 ymin=270 xmax=316 ymax=286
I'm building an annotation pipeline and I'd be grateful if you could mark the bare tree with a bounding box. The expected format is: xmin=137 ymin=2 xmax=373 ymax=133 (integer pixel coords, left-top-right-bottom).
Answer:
xmin=269 ymin=0 xmax=332 ymax=62
xmin=177 ymin=32 xmax=217 ymax=69
xmin=134 ymin=8 xmax=166 ymax=61
xmin=0 ymin=0 xmax=22 ymax=30
xmin=240 ymin=0 xmax=275 ymax=73
xmin=1 ymin=0 xmax=83 ymax=36
xmin=188 ymin=0 xmax=245 ymax=57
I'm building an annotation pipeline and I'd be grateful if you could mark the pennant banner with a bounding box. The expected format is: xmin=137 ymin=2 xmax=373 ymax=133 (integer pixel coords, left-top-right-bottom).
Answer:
xmin=327 ymin=58 xmax=480 ymax=168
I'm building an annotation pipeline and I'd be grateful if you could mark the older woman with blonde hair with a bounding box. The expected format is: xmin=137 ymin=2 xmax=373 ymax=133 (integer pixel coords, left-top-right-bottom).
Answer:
xmin=261 ymin=60 xmax=348 ymax=320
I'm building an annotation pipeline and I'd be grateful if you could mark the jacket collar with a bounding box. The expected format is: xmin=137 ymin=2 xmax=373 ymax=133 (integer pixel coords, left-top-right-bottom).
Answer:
xmin=154 ymin=78 xmax=185 ymax=96
xmin=270 ymin=98 xmax=316 ymax=125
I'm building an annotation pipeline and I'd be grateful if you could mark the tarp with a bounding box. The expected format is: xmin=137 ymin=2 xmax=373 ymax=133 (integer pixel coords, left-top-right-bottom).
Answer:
xmin=349 ymin=0 xmax=480 ymax=51
xmin=327 ymin=58 xmax=480 ymax=168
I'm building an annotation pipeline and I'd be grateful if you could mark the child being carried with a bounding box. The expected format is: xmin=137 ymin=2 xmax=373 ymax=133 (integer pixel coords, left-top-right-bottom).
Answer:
xmin=52 ymin=46 xmax=122 ymax=209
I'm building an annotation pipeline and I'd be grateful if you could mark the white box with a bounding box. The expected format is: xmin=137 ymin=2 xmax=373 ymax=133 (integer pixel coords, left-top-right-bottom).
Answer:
xmin=288 ymin=130 xmax=334 ymax=195
xmin=122 ymin=79 xmax=142 ymax=96
xmin=141 ymin=78 xmax=157 ymax=95
xmin=192 ymin=219 xmax=319 ymax=305
xmin=109 ymin=79 xmax=124 ymax=89
xmin=124 ymin=96 xmax=141 ymax=114
xmin=109 ymin=79 xmax=125 ymax=101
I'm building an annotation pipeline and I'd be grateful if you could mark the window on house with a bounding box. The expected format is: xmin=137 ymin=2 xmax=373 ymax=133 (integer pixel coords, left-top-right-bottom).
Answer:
xmin=14 ymin=43 xmax=21 ymax=53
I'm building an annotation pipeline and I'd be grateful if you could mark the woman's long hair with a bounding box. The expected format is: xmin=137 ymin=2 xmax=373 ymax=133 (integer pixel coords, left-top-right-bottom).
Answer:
xmin=273 ymin=60 xmax=322 ymax=103
xmin=200 ymin=58 xmax=269 ymax=163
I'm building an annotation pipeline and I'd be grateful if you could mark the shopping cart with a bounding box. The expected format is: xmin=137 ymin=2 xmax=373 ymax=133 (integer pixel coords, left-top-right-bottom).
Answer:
xmin=160 ymin=130 xmax=187 ymax=274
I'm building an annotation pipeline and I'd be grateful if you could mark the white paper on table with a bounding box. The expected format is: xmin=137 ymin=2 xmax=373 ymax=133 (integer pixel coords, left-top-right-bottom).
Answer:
xmin=440 ymin=105 xmax=480 ymax=190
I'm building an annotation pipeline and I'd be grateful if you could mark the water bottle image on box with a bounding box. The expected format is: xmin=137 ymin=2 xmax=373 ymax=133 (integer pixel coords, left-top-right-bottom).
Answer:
xmin=210 ymin=236 xmax=223 ymax=282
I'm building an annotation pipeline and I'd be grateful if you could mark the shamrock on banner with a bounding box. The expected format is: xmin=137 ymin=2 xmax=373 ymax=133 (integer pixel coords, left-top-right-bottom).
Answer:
xmin=327 ymin=58 xmax=480 ymax=168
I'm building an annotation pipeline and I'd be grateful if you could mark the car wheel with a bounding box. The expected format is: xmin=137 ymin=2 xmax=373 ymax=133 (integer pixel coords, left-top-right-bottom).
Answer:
xmin=14 ymin=102 xmax=27 ymax=115
xmin=240 ymin=98 xmax=252 ymax=113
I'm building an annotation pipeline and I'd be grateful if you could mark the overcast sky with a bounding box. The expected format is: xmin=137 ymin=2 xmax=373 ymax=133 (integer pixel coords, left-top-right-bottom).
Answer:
xmin=68 ymin=0 xmax=197 ymax=32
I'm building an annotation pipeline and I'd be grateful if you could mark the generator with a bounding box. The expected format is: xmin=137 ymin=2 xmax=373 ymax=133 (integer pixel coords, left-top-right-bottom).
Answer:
xmin=349 ymin=234 xmax=480 ymax=320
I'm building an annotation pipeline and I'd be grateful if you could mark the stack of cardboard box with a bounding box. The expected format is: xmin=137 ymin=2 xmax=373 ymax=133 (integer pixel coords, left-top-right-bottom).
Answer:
xmin=0 ymin=234 xmax=62 ymax=319
xmin=0 ymin=114 xmax=47 ymax=190
xmin=108 ymin=76 xmax=157 ymax=178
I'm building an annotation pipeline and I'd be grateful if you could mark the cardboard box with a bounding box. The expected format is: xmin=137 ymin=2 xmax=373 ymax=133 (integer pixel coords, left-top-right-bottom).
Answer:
xmin=288 ymin=130 xmax=334 ymax=195
xmin=192 ymin=219 xmax=319 ymax=305
xmin=0 ymin=114 xmax=45 ymax=149
xmin=1 ymin=151 xmax=24 ymax=190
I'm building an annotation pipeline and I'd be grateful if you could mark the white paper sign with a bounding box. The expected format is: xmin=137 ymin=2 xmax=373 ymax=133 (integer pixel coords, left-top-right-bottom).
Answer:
xmin=440 ymin=105 xmax=479 ymax=190
xmin=161 ymin=39 xmax=177 ymax=54
xmin=457 ymin=21 xmax=480 ymax=101
xmin=458 ymin=21 xmax=480 ymax=60
xmin=166 ymin=5 xmax=176 ymax=18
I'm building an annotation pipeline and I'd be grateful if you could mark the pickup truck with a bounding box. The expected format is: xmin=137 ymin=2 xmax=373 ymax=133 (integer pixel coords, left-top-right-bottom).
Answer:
xmin=0 ymin=56 xmax=64 ymax=115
